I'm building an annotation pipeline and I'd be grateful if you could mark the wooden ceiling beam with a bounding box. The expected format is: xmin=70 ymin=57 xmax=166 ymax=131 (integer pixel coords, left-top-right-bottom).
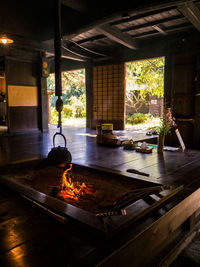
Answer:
xmin=69 ymin=40 xmax=107 ymax=57
xmin=43 ymin=40 xmax=87 ymax=62
xmin=110 ymin=6 xmax=177 ymax=26
xmin=63 ymin=0 xmax=193 ymax=40
xmin=96 ymin=24 xmax=138 ymax=50
xmin=178 ymin=2 xmax=200 ymax=32
xmin=130 ymin=23 xmax=192 ymax=39
xmin=61 ymin=45 xmax=91 ymax=59
xmin=71 ymin=16 xmax=187 ymax=47
xmin=152 ymin=25 xmax=167 ymax=35
xmin=45 ymin=50 xmax=86 ymax=62
xmin=122 ymin=15 xmax=184 ymax=33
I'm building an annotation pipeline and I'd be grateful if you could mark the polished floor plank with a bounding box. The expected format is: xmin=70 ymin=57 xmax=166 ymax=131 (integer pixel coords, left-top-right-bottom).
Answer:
xmin=0 ymin=187 xmax=97 ymax=267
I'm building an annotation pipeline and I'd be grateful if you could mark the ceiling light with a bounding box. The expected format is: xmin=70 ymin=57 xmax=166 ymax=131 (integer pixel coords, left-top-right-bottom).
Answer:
xmin=0 ymin=36 xmax=14 ymax=44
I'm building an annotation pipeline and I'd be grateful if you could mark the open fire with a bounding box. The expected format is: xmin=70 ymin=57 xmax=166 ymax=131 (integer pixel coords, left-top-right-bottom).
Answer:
xmin=58 ymin=163 xmax=169 ymax=216
xmin=0 ymin=160 xmax=169 ymax=215
xmin=60 ymin=164 xmax=95 ymax=201
xmin=0 ymin=159 xmax=177 ymax=237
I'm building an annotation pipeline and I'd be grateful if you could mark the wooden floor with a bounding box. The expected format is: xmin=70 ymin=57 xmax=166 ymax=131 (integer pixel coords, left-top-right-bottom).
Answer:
xmin=0 ymin=187 xmax=99 ymax=267
xmin=1 ymin=125 xmax=200 ymax=266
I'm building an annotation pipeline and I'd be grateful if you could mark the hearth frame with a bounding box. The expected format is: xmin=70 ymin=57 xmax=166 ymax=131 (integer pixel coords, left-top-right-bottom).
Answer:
xmin=0 ymin=159 xmax=175 ymax=238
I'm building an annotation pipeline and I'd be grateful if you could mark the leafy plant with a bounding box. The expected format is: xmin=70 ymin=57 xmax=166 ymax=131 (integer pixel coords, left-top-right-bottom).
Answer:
xmin=47 ymin=69 xmax=86 ymax=121
xmin=69 ymin=94 xmax=86 ymax=118
xmin=50 ymin=107 xmax=59 ymax=124
xmin=126 ymin=113 xmax=151 ymax=125
xmin=126 ymin=57 xmax=164 ymax=113
xmin=62 ymin=105 xmax=73 ymax=118
xmin=156 ymin=107 xmax=176 ymax=136
xmin=47 ymin=69 xmax=86 ymax=107
xmin=126 ymin=57 xmax=164 ymax=98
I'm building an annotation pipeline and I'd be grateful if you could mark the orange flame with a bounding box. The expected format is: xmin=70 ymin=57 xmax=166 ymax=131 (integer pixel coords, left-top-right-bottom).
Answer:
xmin=61 ymin=164 xmax=88 ymax=201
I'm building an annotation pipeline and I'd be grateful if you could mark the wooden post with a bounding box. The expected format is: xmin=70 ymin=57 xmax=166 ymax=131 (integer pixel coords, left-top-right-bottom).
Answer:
xmin=86 ymin=63 xmax=93 ymax=128
xmin=193 ymin=53 xmax=200 ymax=148
xmin=164 ymin=54 xmax=173 ymax=107
xmin=39 ymin=76 xmax=49 ymax=132
xmin=47 ymin=92 xmax=52 ymax=124
xmin=182 ymin=212 xmax=196 ymax=231
xmin=54 ymin=0 xmax=62 ymax=98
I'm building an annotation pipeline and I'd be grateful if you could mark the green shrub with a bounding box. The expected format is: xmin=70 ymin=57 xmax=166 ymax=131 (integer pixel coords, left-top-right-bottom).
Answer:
xmin=70 ymin=95 xmax=86 ymax=118
xmin=81 ymin=109 xmax=86 ymax=118
xmin=63 ymin=105 xmax=73 ymax=118
xmin=50 ymin=107 xmax=59 ymax=124
xmin=126 ymin=113 xmax=151 ymax=125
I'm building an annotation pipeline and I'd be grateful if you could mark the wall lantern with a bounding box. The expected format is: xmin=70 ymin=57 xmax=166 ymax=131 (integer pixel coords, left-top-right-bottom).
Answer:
xmin=0 ymin=35 xmax=14 ymax=44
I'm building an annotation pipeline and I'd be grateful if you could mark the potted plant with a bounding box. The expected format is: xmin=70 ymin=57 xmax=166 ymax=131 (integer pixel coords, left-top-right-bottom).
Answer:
xmin=157 ymin=107 xmax=176 ymax=153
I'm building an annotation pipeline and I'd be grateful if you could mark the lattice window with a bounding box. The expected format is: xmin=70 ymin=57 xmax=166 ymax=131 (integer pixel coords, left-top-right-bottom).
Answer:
xmin=93 ymin=63 xmax=125 ymax=129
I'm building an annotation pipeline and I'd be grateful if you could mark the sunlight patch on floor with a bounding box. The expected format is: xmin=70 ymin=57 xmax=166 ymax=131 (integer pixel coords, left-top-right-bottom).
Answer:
xmin=75 ymin=133 xmax=96 ymax=137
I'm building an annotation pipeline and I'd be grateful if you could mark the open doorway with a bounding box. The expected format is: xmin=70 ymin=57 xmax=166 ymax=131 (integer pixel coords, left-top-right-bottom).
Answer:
xmin=125 ymin=57 xmax=165 ymax=133
xmin=47 ymin=68 xmax=86 ymax=127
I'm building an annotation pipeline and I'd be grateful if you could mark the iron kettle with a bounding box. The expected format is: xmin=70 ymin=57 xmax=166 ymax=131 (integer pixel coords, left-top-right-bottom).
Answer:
xmin=47 ymin=132 xmax=72 ymax=166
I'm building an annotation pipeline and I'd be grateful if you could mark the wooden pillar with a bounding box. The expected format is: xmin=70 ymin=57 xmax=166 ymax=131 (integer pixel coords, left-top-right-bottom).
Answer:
xmin=39 ymin=76 xmax=49 ymax=132
xmin=54 ymin=0 xmax=62 ymax=98
xmin=86 ymin=63 xmax=93 ymax=128
xmin=164 ymin=54 xmax=173 ymax=107
xmin=47 ymin=92 xmax=52 ymax=124
xmin=193 ymin=53 xmax=200 ymax=148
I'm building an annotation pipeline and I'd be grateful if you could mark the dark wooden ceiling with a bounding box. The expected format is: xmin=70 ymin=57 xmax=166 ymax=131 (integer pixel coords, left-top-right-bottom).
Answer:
xmin=1 ymin=0 xmax=200 ymax=63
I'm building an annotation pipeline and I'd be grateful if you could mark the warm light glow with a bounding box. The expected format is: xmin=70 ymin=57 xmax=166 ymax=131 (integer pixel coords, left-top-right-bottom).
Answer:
xmin=0 ymin=36 xmax=14 ymax=44
xmin=2 ymin=38 xmax=7 ymax=44
xmin=61 ymin=164 xmax=94 ymax=201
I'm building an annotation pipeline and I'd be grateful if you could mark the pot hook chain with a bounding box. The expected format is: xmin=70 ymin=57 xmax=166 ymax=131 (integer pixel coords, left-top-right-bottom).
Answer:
xmin=56 ymin=95 xmax=63 ymax=134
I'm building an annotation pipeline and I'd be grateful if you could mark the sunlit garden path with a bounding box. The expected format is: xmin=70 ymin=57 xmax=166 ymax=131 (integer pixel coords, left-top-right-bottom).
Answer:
xmin=125 ymin=117 xmax=160 ymax=133
xmin=62 ymin=117 xmax=86 ymax=127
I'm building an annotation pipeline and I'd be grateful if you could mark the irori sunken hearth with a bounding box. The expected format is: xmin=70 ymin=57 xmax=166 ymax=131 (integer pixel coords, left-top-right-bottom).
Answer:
xmin=0 ymin=159 xmax=166 ymax=236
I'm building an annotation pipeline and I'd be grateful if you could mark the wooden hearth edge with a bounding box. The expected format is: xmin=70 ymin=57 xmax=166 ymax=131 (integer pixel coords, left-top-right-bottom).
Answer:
xmin=21 ymin=194 xmax=68 ymax=224
xmin=97 ymin=187 xmax=200 ymax=267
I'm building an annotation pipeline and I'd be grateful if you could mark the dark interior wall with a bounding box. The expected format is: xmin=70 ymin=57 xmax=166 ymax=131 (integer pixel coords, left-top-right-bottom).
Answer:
xmin=6 ymin=58 xmax=38 ymax=132
xmin=6 ymin=59 xmax=37 ymax=86
xmin=0 ymin=40 xmax=49 ymax=133
xmin=164 ymin=52 xmax=200 ymax=149
xmin=50 ymin=58 xmax=87 ymax=73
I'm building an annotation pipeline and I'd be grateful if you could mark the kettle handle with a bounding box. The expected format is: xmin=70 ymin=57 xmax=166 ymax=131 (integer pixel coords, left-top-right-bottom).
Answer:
xmin=53 ymin=132 xmax=67 ymax=148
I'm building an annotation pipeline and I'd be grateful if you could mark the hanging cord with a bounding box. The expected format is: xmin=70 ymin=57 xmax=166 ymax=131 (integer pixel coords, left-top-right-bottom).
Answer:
xmin=56 ymin=95 xmax=63 ymax=134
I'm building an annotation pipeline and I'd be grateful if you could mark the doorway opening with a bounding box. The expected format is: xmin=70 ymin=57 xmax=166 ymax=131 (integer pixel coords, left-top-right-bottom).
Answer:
xmin=125 ymin=57 xmax=165 ymax=133
xmin=47 ymin=68 xmax=86 ymax=127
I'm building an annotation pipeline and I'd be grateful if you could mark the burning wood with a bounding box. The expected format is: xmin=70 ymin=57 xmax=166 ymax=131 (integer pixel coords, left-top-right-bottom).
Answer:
xmin=60 ymin=164 xmax=95 ymax=201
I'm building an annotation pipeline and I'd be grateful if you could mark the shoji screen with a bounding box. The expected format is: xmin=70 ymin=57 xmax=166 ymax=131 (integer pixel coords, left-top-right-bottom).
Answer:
xmin=92 ymin=63 xmax=125 ymax=129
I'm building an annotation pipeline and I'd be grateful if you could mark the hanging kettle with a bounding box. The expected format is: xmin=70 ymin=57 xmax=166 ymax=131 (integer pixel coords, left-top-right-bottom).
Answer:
xmin=47 ymin=132 xmax=72 ymax=166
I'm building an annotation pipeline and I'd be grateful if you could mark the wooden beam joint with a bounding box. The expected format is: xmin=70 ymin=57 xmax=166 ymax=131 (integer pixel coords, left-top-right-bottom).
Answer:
xmin=178 ymin=2 xmax=200 ymax=32
xmin=97 ymin=24 xmax=138 ymax=50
